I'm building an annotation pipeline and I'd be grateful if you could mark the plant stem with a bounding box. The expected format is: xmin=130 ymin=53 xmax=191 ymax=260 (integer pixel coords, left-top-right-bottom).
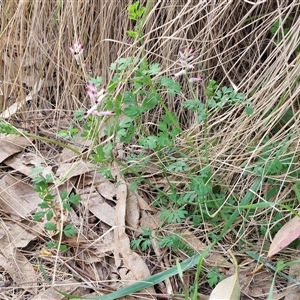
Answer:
xmin=23 ymin=131 xmax=82 ymax=156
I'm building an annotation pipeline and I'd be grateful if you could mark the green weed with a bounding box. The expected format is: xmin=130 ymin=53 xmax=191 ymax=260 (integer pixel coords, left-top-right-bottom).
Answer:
xmin=131 ymin=227 xmax=152 ymax=251
xmin=31 ymin=168 xmax=81 ymax=251
xmin=270 ymin=19 xmax=300 ymax=53
xmin=207 ymin=267 xmax=226 ymax=287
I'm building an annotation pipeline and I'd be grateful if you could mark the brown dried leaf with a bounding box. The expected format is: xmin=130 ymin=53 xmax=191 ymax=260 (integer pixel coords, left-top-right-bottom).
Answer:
xmin=0 ymin=220 xmax=43 ymax=248
xmin=181 ymin=229 xmax=232 ymax=268
xmin=81 ymin=192 xmax=115 ymax=227
xmin=4 ymin=152 xmax=53 ymax=178
xmin=210 ymin=275 xmax=240 ymax=300
xmin=30 ymin=279 xmax=79 ymax=300
xmin=0 ymin=175 xmax=41 ymax=219
xmin=132 ymin=191 xmax=156 ymax=212
xmin=115 ymin=179 xmax=127 ymax=231
xmin=0 ymin=135 xmax=31 ymax=163
xmin=0 ymin=249 xmax=38 ymax=294
xmin=126 ymin=192 xmax=140 ymax=229
xmin=114 ymin=179 xmax=130 ymax=269
xmin=0 ymin=219 xmax=42 ymax=295
xmin=113 ymin=170 xmax=154 ymax=293
xmin=140 ymin=211 xmax=162 ymax=229
xmin=268 ymin=215 xmax=300 ymax=257
xmin=209 ymin=251 xmax=240 ymax=300
xmin=56 ymin=161 xmax=93 ymax=179
xmin=96 ymin=179 xmax=116 ymax=201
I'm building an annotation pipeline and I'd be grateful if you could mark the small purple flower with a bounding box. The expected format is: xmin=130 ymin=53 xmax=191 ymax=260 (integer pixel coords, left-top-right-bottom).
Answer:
xmin=188 ymin=76 xmax=204 ymax=83
xmin=68 ymin=42 xmax=112 ymax=117
xmin=92 ymin=110 xmax=114 ymax=116
xmin=172 ymin=47 xmax=195 ymax=79
xmin=179 ymin=60 xmax=194 ymax=69
xmin=172 ymin=47 xmax=203 ymax=83
xmin=84 ymin=107 xmax=114 ymax=117
xmin=69 ymin=41 xmax=84 ymax=64
xmin=178 ymin=47 xmax=194 ymax=68
xmin=86 ymin=82 xmax=98 ymax=103
xmin=178 ymin=48 xmax=194 ymax=69
xmin=172 ymin=69 xmax=187 ymax=78
xmin=84 ymin=83 xmax=113 ymax=117
xmin=86 ymin=82 xmax=107 ymax=104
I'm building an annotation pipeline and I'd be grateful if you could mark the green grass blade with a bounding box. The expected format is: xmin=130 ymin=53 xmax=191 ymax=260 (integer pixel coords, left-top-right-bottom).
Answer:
xmin=88 ymin=253 xmax=204 ymax=299
xmin=58 ymin=242 xmax=216 ymax=300
xmin=247 ymin=251 xmax=300 ymax=287
xmin=217 ymin=177 xmax=262 ymax=241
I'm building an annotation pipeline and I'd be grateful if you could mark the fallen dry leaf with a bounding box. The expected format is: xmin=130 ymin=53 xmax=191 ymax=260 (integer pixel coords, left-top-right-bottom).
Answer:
xmin=30 ymin=279 xmax=79 ymax=300
xmin=4 ymin=152 xmax=53 ymax=179
xmin=56 ymin=161 xmax=93 ymax=179
xmin=0 ymin=220 xmax=44 ymax=248
xmin=209 ymin=251 xmax=240 ymax=300
xmin=0 ymin=134 xmax=31 ymax=163
xmin=0 ymin=219 xmax=42 ymax=295
xmin=113 ymin=166 xmax=155 ymax=293
xmin=140 ymin=211 xmax=162 ymax=229
xmin=130 ymin=190 xmax=156 ymax=212
xmin=0 ymin=174 xmax=41 ymax=219
xmin=209 ymin=275 xmax=240 ymax=300
xmin=81 ymin=192 xmax=115 ymax=227
xmin=0 ymin=249 xmax=38 ymax=294
xmin=126 ymin=191 xmax=140 ymax=229
xmin=181 ymin=229 xmax=232 ymax=268
xmin=96 ymin=179 xmax=117 ymax=201
xmin=268 ymin=214 xmax=300 ymax=257
xmin=114 ymin=178 xmax=129 ymax=257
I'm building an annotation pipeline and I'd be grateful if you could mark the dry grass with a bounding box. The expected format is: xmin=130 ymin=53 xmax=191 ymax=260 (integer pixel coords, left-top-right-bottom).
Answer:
xmin=1 ymin=0 xmax=300 ymax=299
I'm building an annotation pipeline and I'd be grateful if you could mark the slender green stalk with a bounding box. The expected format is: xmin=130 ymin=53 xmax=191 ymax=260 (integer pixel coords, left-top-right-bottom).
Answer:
xmin=247 ymin=251 xmax=300 ymax=287
xmin=57 ymin=241 xmax=217 ymax=300
xmin=24 ymin=131 xmax=82 ymax=155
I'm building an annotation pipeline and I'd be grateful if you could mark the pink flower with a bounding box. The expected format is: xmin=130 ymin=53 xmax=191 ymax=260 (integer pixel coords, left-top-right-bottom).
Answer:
xmin=179 ymin=60 xmax=194 ymax=69
xmin=86 ymin=82 xmax=106 ymax=104
xmin=86 ymin=82 xmax=98 ymax=103
xmin=92 ymin=110 xmax=114 ymax=116
xmin=189 ymin=76 xmax=204 ymax=83
xmin=172 ymin=47 xmax=203 ymax=83
xmin=69 ymin=42 xmax=84 ymax=65
xmin=172 ymin=47 xmax=195 ymax=79
xmin=172 ymin=69 xmax=187 ymax=78
xmin=84 ymin=83 xmax=113 ymax=117
xmin=68 ymin=42 xmax=112 ymax=117
xmin=178 ymin=47 xmax=195 ymax=69
xmin=84 ymin=106 xmax=114 ymax=117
